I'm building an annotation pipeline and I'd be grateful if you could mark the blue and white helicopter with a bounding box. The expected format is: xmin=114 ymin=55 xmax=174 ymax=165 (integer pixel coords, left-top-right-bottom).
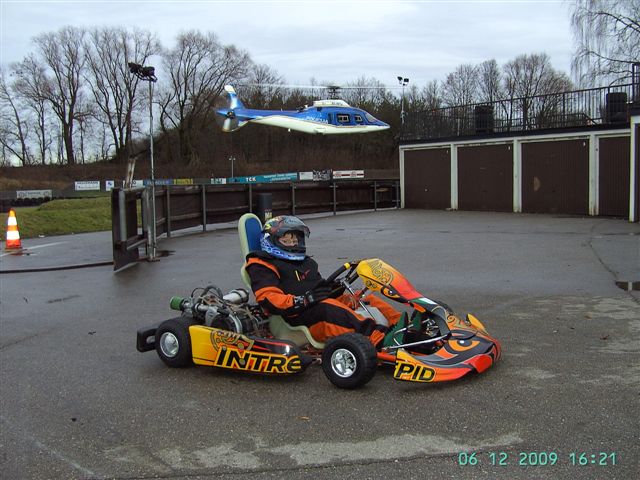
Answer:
xmin=215 ymin=85 xmax=390 ymax=135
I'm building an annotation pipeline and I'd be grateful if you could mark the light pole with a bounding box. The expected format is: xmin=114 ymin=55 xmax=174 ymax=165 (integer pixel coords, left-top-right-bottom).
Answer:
xmin=397 ymin=76 xmax=409 ymax=126
xmin=229 ymin=155 xmax=236 ymax=180
xmin=129 ymin=62 xmax=158 ymax=260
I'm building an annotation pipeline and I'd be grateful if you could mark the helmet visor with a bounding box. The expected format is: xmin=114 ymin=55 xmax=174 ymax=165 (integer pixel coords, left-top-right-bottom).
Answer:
xmin=274 ymin=230 xmax=306 ymax=253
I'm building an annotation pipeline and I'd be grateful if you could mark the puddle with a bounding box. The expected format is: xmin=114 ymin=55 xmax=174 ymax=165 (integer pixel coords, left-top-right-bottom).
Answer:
xmin=615 ymin=281 xmax=640 ymax=291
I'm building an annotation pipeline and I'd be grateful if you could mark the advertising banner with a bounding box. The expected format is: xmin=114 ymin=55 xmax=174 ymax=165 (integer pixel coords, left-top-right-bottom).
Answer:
xmin=332 ymin=170 xmax=365 ymax=179
xmin=74 ymin=181 xmax=100 ymax=191
xmin=143 ymin=179 xmax=173 ymax=186
xmin=300 ymin=170 xmax=331 ymax=181
xmin=17 ymin=189 xmax=53 ymax=199
xmin=228 ymin=173 xmax=298 ymax=184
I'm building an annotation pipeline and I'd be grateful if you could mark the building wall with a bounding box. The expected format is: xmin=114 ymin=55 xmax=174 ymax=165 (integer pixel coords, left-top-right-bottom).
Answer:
xmin=400 ymin=128 xmax=636 ymax=220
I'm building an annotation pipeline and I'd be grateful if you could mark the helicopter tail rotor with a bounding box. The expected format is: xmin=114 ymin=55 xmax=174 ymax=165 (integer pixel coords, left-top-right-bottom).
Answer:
xmin=215 ymin=85 xmax=248 ymax=132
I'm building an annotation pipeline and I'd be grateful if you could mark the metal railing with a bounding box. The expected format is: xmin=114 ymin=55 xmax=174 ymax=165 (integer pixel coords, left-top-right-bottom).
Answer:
xmin=402 ymin=82 xmax=637 ymax=142
xmin=112 ymin=179 xmax=400 ymax=271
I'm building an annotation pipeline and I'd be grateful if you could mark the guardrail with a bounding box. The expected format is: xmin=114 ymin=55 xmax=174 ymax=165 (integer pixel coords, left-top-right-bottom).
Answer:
xmin=403 ymin=80 xmax=638 ymax=142
xmin=111 ymin=179 xmax=400 ymax=271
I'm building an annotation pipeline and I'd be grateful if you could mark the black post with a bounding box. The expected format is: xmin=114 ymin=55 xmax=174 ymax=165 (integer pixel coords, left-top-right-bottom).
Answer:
xmin=201 ymin=184 xmax=207 ymax=232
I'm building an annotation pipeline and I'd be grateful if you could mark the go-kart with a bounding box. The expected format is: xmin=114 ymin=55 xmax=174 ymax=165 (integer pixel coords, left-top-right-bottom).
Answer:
xmin=136 ymin=214 xmax=501 ymax=389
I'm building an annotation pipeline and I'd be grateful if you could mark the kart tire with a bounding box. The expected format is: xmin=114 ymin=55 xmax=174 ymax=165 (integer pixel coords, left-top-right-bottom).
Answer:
xmin=155 ymin=317 xmax=194 ymax=368
xmin=321 ymin=333 xmax=377 ymax=389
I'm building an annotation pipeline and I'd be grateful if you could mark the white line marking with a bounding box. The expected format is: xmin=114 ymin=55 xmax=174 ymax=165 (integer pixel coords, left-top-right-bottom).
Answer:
xmin=1 ymin=242 xmax=66 ymax=257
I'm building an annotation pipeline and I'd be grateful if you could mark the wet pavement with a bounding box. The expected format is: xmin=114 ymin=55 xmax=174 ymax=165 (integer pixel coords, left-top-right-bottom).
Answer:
xmin=1 ymin=209 xmax=639 ymax=479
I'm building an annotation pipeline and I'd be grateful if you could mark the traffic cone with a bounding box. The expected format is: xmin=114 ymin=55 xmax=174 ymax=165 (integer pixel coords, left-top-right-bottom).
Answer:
xmin=5 ymin=209 xmax=22 ymax=250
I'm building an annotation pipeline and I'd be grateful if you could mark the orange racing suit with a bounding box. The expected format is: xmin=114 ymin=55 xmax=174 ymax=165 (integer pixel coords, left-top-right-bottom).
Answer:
xmin=245 ymin=251 xmax=400 ymax=346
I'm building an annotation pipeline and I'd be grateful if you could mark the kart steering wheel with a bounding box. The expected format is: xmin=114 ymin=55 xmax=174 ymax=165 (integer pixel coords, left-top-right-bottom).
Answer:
xmin=325 ymin=260 xmax=361 ymax=284
xmin=324 ymin=260 xmax=362 ymax=297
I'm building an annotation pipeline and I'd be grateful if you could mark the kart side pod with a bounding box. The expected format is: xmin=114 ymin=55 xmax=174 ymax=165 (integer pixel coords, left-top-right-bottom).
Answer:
xmin=189 ymin=325 xmax=312 ymax=375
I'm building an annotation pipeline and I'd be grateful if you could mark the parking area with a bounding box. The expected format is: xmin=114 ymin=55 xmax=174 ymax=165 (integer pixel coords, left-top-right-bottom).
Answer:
xmin=1 ymin=209 xmax=639 ymax=480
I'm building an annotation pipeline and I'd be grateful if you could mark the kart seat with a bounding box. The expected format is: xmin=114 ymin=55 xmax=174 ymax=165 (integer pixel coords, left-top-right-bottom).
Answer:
xmin=238 ymin=213 xmax=325 ymax=349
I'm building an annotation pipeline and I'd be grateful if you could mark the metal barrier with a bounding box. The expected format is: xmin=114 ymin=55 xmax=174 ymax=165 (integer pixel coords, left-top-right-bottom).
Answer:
xmin=112 ymin=179 xmax=400 ymax=271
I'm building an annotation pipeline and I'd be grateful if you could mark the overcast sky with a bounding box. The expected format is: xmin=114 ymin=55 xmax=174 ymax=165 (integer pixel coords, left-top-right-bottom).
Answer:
xmin=0 ymin=0 xmax=575 ymax=88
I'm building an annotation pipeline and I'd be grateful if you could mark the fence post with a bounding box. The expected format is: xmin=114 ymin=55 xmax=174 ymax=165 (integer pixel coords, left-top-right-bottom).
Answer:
xmin=291 ymin=183 xmax=296 ymax=215
xmin=332 ymin=182 xmax=337 ymax=215
xmin=248 ymin=184 xmax=253 ymax=213
xmin=373 ymin=181 xmax=378 ymax=211
xmin=201 ymin=184 xmax=207 ymax=231
xmin=395 ymin=181 xmax=400 ymax=209
xmin=118 ymin=189 xmax=127 ymax=243
xmin=166 ymin=187 xmax=172 ymax=238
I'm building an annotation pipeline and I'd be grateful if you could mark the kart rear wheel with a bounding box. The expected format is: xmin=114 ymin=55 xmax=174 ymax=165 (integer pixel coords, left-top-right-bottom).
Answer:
xmin=155 ymin=317 xmax=194 ymax=368
xmin=321 ymin=333 xmax=377 ymax=389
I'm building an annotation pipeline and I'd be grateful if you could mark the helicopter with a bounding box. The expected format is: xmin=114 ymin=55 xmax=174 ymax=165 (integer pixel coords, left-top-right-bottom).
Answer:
xmin=215 ymin=85 xmax=390 ymax=135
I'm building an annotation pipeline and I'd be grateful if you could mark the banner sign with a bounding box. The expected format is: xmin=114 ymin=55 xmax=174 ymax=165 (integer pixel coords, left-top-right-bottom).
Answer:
xmin=17 ymin=189 xmax=52 ymax=199
xmin=105 ymin=180 xmax=116 ymax=191
xmin=143 ymin=179 xmax=173 ymax=186
xmin=332 ymin=170 xmax=364 ymax=179
xmin=173 ymin=178 xmax=194 ymax=185
xmin=211 ymin=178 xmax=227 ymax=185
xmin=228 ymin=173 xmax=298 ymax=184
xmin=74 ymin=181 xmax=100 ymax=191
xmin=300 ymin=170 xmax=332 ymax=181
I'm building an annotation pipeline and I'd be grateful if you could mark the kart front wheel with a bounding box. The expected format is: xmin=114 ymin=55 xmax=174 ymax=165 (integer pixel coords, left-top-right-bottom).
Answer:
xmin=321 ymin=333 xmax=377 ymax=389
xmin=155 ymin=318 xmax=193 ymax=368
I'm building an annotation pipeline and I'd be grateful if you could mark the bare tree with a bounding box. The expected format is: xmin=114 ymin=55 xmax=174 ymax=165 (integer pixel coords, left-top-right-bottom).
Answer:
xmin=477 ymin=59 xmax=504 ymax=103
xmin=85 ymin=26 xmax=159 ymax=162
xmin=570 ymin=0 xmax=640 ymax=85
xmin=12 ymin=56 xmax=55 ymax=164
xmin=32 ymin=26 xmax=88 ymax=165
xmin=342 ymin=76 xmax=389 ymax=111
xmin=242 ymin=63 xmax=285 ymax=107
xmin=158 ymin=30 xmax=251 ymax=164
xmin=503 ymin=53 xmax=573 ymax=129
xmin=0 ymin=67 xmax=32 ymax=165
xmin=442 ymin=63 xmax=479 ymax=107
xmin=420 ymin=80 xmax=443 ymax=110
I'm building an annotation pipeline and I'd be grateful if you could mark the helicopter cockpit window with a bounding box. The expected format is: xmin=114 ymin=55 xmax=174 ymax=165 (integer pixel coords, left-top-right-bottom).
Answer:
xmin=365 ymin=113 xmax=379 ymax=123
xmin=354 ymin=114 xmax=364 ymax=124
xmin=337 ymin=114 xmax=351 ymax=124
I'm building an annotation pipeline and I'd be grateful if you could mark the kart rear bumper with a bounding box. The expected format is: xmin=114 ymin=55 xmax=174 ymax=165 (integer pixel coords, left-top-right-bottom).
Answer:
xmin=137 ymin=325 xmax=157 ymax=352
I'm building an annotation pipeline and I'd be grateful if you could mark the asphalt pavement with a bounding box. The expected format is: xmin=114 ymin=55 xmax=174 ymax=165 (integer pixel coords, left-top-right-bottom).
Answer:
xmin=1 ymin=209 xmax=639 ymax=480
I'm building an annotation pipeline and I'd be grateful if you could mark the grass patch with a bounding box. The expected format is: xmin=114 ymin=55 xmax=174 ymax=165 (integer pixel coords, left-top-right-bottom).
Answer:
xmin=1 ymin=197 xmax=113 ymax=240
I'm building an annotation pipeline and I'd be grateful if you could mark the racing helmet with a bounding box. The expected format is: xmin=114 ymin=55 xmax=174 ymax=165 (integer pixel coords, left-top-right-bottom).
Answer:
xmin=260 ymin=215 xmax=310 ymax=261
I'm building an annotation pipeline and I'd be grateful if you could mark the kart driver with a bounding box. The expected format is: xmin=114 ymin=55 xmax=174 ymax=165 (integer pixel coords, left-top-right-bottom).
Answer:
xmin=244 ymin=215 xmax=402 ymax=348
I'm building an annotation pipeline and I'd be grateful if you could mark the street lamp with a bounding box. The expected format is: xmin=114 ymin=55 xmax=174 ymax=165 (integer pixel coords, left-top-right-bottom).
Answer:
xmin=129 ymin=62 xmax=158 ymax=260
xmin=397 ymin=76 xmax=409 ymax=126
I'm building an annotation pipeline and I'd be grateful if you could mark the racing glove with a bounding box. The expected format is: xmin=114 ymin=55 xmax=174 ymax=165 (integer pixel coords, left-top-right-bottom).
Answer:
xmin=295 ymin=283 xmax=332 ymax=308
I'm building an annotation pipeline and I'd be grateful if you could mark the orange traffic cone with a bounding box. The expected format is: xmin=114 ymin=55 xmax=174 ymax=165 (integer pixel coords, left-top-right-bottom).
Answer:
xmin=5 ymin=209 xmax=22 ymax=250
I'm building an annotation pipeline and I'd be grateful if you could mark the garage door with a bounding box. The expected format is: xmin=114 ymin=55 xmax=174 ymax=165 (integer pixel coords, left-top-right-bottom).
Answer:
xmin=458 ymin=144 xmax=513 ymax=212
xmin=599 ymin=137 xmax=630 ymax=217
xmin=404 ymin=148 xmax=451 ymax=209
xmin=522 ymin=139 xmax=589 ymax=214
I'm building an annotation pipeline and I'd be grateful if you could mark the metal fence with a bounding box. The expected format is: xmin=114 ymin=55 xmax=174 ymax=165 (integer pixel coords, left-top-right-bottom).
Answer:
xmin=402 ymin=82 xmax=637 ymax=142
xmin=111 ymin=179 xmax=400 ymax=271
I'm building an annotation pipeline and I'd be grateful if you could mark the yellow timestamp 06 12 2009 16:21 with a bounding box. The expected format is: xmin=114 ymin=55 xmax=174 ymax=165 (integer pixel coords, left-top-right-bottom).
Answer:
xmin=457 ymin=451 xmax=618 ymax=467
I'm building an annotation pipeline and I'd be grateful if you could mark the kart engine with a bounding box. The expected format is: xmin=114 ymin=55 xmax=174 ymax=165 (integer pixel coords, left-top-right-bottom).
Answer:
xmin=170 ymin=286 xmax=265 ymax=335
